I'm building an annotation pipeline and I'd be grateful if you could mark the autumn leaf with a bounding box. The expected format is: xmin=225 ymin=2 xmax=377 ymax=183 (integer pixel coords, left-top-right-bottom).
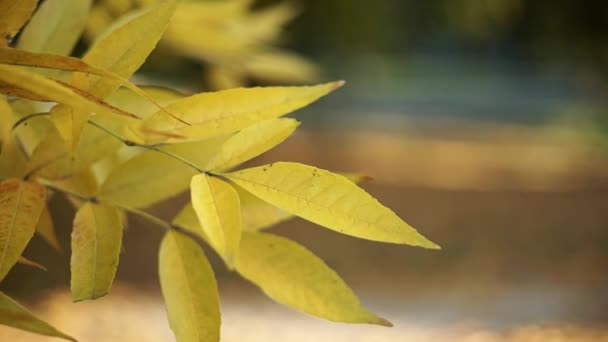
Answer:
xmin=0 ymin=0 xmax=38 ymax=46
xmin=17 ymin=0 xmax=91 ymax=56
xmin=206 ymin=118 xmax=299 ymax=172
xmin=222 ymin=162 xmax=440 ymax=248
xmin=70 ymin=202 xmax=123 ymax=301
xmin=175 ymin=172 xmax=373 ymax=233
xmin=35 ymin=205 xmax=62 ymax=252
xmin=139 ymin=81 xmax=344 ymax=144
xmin=236 ymin=232 xmax=391 ymax=325
xmin=0 ymin=291 xmax=77 ymax=341
xmin=0 ymin=65 xmax=140 ymax=120
xmin=99 ymin=136 xmax=227 ymax=208
xmin=0 ymin=179 xmax=46 ymax=281
xmin=191 ymin=173 xmax=241 ymax=267
xmin=159 ymin=230 xmax=220 ymax=342
xmin=51 ymin=0 xmax=177 ymax=149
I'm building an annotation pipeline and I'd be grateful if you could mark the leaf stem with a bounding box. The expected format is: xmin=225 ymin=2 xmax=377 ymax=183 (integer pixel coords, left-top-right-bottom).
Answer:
xmin=11 ymin=112 xmax=50 ymax=130
xmin=37 ymin=179 xmax=207 ymax=247
xmin=87 ymin=120 xmax=205 ymax=173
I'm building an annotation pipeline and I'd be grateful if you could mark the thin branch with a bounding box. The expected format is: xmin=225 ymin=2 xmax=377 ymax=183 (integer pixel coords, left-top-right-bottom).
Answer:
xmin=87 ymin=120 xmax=205 ymax=173
xmin=37 ymin=179 xmax=208 ymax=248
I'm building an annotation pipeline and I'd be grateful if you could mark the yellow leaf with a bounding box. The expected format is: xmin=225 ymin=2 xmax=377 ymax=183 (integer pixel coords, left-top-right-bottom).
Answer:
xmin=190 ymin=173 xmax=241 ymax=267
xmin=0 ymin=0 xmax=38 ymax=45
xmin=99 ymin=136 xmax=227 ymax=208
xmin=75 ymin=0 xmax=178 ymax=99
xmin=0 ymin=132 xmax=26 ymax=178
xmin=175 ymin=172 xmax=372 ymax=234
xmin=222 ymin=162 xmax=440 ymax=248
xmin=17 ymin=256 xmax=46 ymax=271
xmin=206 ymin=118 xmax=299 ymax=172
xmin=0 ymin=47 xmax=179 ymax=120
xmin=70 ymin=202 xmax=123 ymax=301
xmin=159 ymin=230 xmax=220 ymax=342
xmin=17 ymin=0 xmax=92 ymax=55
xmin=106 ymin=86 xmax=183 ymax=120
xmin=140 ymin=81 xmax=344 ymax=144
xmin=0 ymin=178 xmax=46 ymax=281
xmin=0 ymin=65 xmax=140 ymax=120
xmin=43 ymin=0 xmax=177 ymax=148
xmin=4 ymin=98 xmax=54 ymax=156
xmin=206 ymin=66 xmax=244 ymax=90
xmin=172 ymin=202 xmax=207 ymax=240
xmin=0 ymin=291 xmax=77 ymax=341
xmin=26 ymin=124 xmax=122 ymax=180
xmin=0 ymin=99 xmax=27 ymax=178
xmin=236 ymin=232 xmax=390 ymax=326
xmin=244 ymin=50 xmax=320 ymax=84
xmin=36 ymin=205 xmax=62 ymax=252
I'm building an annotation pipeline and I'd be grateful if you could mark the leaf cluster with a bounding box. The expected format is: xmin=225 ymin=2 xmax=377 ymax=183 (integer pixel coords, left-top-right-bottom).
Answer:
xmin=0 ymin=1 xmax=438 ymax=341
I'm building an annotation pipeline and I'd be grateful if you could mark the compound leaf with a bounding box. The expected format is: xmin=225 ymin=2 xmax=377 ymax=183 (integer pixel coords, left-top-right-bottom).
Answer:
xmin=76 ymin=0 xmax=177 ymax=98
xmin=99 ymin=136 xmax=227 ymax=208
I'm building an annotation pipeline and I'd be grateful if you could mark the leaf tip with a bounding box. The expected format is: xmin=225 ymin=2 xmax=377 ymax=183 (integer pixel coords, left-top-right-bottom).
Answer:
xmin=375 ymin=316 xmax=394 ymax=327
xmin=332 ymin=80 xmax=346 ymax=90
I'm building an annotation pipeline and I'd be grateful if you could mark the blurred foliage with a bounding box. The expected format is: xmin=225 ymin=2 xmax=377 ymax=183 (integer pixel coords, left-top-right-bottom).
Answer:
xmin=85 ymin=0 xmax=319 ymax=89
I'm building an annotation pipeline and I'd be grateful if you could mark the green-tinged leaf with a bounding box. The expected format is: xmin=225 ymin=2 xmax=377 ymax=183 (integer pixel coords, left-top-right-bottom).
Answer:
xmin=70 ymin=202 xmax=123 ymax=301
xmin=159 ymin=230 xmax=220 ymax=342
xmin=190 ymin=173 xmax=241 ymax=267
xmin=0 ymin=65 xmax=140 ymax=120
xmin=26 ymin=124 xmax=122 ymax=180
xmin=0 ymin=179 xmax=46 ymax=281
xmin=236 ymin=232 xmax=390 ymax=325
xmin=18 ymin=256 xmax=46 ymax=271
xmin=0 ymin=291 xmax=77 ymax=341
xmin=223 ymin=162 xmax=439 ymax=248
xmin=140 ymin=81 xmax=344 ymax=144
xmin=206 ymin=118 xmax=299 ymax=172
xmin=99 ymin=136 xmax=227 ymax=208
xmin=75 ymin=0 xmax=177 ymax=98
xmin=36 ymin=205 xmax=62 ymax=252
xmin=17 ymin=0 xmax=92 ymax=55
xmin=0 ymin=0 xmax=38 ymax=45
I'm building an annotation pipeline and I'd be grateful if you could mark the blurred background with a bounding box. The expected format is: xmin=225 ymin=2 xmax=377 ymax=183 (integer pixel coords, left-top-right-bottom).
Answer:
xmin=3 ymin=0 xmax=608 ymax=341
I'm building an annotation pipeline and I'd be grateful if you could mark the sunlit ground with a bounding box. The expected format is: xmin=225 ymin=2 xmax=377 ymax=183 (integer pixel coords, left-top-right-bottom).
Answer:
xmin=2 ymin=121 xmax=607 ymax=341
xmin=1 ymin=285 xmax=608 ymax=342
